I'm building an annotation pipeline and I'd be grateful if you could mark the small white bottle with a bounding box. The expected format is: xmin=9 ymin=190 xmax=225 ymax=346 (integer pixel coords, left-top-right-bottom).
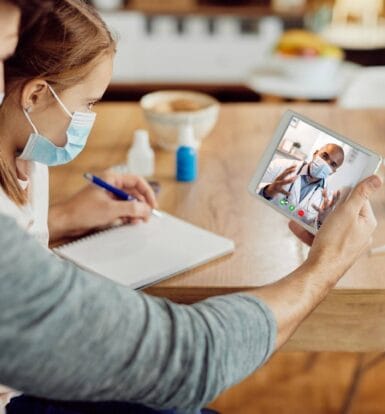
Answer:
xmin=127 ymin=129 xmax=155 ymax=177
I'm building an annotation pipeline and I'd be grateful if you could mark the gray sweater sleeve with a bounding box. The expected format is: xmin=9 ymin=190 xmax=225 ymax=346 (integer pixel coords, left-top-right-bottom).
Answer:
xmin=0 ymin=214 xmax=276 ymax=413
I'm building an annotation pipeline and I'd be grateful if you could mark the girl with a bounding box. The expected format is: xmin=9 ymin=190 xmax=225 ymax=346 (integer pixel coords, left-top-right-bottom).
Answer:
xmin=0 ymin=0 xmax=157 ymax=249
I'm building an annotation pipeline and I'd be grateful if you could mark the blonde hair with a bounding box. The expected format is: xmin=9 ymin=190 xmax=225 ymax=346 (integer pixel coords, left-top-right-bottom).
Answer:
xmin=2 ymin=0 xmax=116 ymax=205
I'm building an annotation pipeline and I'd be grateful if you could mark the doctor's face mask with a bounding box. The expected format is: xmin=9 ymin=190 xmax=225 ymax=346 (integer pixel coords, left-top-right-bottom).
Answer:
xmin=309 ymin=156 xmax=333 ymax=180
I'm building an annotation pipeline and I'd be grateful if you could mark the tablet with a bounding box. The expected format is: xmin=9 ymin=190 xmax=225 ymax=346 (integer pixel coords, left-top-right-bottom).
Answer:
xmin=248 ymin=110 xmax=382 ymax=235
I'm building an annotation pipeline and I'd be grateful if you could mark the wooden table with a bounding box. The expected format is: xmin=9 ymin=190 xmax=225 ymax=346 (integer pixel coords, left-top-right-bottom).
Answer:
xmin=50 ymin=103 xmax=385 ymax=353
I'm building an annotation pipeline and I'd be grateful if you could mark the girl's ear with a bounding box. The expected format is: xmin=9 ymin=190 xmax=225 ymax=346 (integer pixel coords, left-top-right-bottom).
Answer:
xmin=20 ymin=79 xmax=50 ymax=112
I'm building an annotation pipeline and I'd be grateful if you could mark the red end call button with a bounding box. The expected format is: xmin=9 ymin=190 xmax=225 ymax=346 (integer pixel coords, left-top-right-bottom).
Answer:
xmin=297 ymin=210 xmax=305 ymax=217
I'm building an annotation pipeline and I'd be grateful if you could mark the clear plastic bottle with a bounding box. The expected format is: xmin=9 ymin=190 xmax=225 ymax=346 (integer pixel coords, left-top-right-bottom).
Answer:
xmin=176 ymin=124 xmax=197 ymax=182
xmin=127 ymin=129 xmax=155 ymax=177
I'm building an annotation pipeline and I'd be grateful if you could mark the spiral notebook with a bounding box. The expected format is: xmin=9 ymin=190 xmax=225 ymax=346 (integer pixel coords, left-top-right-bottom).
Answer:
xmin=54 ymin=212 xmax=235 ymax=290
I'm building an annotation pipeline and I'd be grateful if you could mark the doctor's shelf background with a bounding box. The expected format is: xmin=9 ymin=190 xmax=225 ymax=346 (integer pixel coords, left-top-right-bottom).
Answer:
xmin=273 ymin=116 xmax=369 ymax=195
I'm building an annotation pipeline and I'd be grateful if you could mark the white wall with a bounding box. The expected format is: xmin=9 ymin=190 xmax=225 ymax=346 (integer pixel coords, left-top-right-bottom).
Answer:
xmin=101 ymin=12 xmax=283 ymax=84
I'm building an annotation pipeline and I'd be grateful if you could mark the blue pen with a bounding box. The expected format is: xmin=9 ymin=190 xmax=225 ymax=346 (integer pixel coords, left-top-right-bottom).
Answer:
xmin=84 ymin=173 xmax=162 ymax=218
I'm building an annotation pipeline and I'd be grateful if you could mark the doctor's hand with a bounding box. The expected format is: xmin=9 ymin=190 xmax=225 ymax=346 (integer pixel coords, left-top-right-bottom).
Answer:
xmin=312 ymin=189 xmax=341 ymax=225
xmin=264 ymin=165 xmax=297 ymax=198
xmin=291 ymin=175 xmax=382 ymax=278
xmin=48 ymin=170 xmax=158 ymax=241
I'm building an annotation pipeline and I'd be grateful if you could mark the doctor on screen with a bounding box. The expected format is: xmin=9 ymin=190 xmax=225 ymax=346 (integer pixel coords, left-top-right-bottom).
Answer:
xmin=258 ymin=143 xmax=345 ymax=229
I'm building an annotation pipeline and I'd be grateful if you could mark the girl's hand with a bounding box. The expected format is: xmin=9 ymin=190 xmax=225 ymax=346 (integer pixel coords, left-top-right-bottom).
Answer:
xmin=49 ymin=171 xmax=158 ymax=241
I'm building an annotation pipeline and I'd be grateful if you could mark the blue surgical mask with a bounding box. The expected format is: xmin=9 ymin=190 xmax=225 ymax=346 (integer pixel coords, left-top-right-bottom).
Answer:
xmin=309 ymin=155 xmax=333 ymax=180
xmin=0 ymin=92 xmax=4 ymax=106
xmin=19 ymin=84 xmax=96 ymax=166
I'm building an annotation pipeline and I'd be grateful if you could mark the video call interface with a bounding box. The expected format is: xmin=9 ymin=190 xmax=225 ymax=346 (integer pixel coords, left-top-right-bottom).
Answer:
xmin=256 ymin=116 xmax=371 ymax=230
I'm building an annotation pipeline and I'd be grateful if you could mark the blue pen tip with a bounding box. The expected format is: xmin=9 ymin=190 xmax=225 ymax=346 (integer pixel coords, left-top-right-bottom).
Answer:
xmin=84 ymin=173 xmax=92 ymax=180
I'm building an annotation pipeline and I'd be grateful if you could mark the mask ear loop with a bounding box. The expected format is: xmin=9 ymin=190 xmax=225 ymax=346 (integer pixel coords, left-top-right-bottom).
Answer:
xmin=47 ymin=84 xmax=73 ymax=119
xmin=23 ymin=107 xmax=39 ymax=134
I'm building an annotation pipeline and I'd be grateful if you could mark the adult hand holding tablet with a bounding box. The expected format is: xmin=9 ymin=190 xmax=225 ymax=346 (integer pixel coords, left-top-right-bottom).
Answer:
xmin=289 ymin=175 xmax=382 ymax=251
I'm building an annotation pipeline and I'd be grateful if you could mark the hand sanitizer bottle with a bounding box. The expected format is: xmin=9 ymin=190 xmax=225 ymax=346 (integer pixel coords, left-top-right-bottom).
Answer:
xmin=127 ymin=129 xmax=155 ymax=177
xmin=176 ymin=124 xmax=197 ymax=182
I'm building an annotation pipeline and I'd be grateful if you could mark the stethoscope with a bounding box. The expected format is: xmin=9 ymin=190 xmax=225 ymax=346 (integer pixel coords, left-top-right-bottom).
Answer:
xmin=284 ymin=161 xmax=324 ymax=212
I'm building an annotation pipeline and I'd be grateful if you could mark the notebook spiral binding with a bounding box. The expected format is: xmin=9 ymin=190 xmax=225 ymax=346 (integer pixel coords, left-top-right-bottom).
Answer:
xmin=55 ymin=222 xmax=128 ymax=251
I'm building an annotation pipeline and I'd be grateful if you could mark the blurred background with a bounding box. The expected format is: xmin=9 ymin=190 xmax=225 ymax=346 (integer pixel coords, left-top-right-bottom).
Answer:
xmin=88 ymin=0 xmax=385 ymax=107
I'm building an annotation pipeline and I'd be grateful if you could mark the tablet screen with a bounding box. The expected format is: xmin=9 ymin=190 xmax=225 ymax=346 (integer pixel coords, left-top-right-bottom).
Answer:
xmin=254 ymin=115 xmax=372 ymax=230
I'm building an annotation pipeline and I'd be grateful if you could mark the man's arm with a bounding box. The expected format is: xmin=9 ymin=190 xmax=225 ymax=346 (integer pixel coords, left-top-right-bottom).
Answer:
xmin=251 ymin=176 xmax=381 ymax=349
xmin=0 ymin=214 xmax=276 ymax=414
xmin=0 ymin=176 xmax=380 ymax=413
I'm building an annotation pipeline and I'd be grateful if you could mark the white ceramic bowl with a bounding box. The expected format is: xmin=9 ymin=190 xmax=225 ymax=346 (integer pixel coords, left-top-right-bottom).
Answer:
xmin=140 ymin=91 xmax=220 ymax=151
xmin=271 ymin=55 xmax=342 ymax=85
